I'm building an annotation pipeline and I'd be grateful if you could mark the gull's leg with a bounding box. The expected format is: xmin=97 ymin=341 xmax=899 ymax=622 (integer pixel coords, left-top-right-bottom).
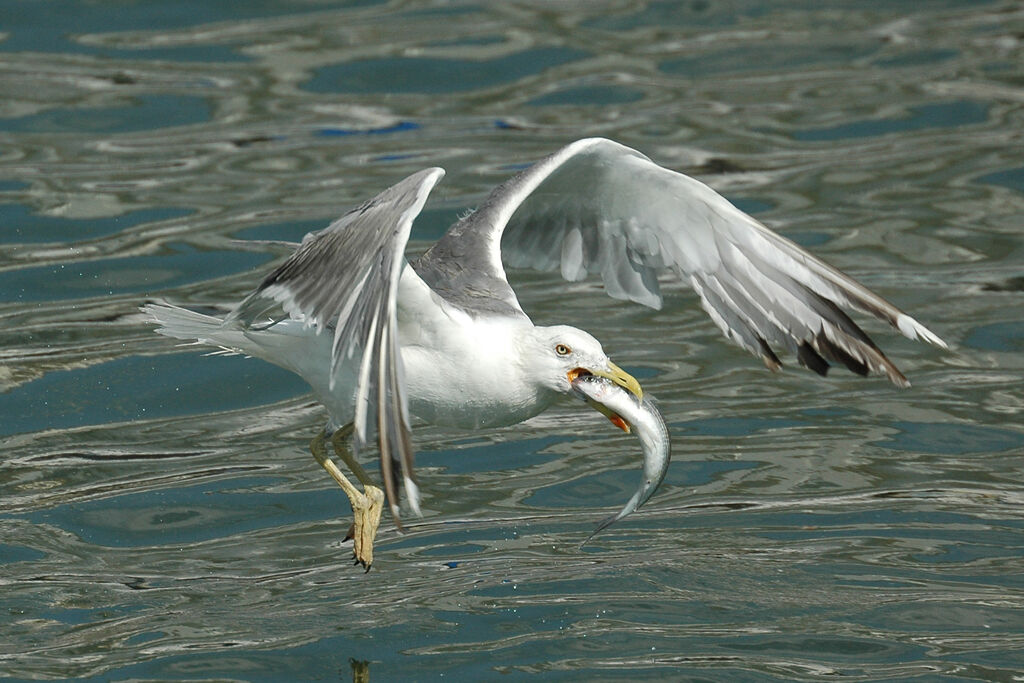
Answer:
xmin=330 ymin=425 xmax=385 ymax=563
xmin=329 ymin=424 xmax=374 ymax=487
xmin=311 ymin=427 xmax=384 ymax=571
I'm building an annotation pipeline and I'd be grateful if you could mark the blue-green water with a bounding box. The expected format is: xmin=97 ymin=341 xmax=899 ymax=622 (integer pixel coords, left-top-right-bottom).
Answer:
xmin=2 ymin=1 xmax=1024 ymax=680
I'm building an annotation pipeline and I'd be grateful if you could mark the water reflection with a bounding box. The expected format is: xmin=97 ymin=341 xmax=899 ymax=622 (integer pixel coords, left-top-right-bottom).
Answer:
xmin=0 ymin=95 xmax=213 ymax=134
xmin=793 ymin=100 xmax=991 ymax=141
xmin=306 ymin=47 xmax=591 ymax=94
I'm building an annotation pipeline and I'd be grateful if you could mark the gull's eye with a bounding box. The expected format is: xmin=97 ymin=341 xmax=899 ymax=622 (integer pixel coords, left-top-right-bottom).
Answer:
xmin=555 ymin=343 xmax=571 ymax=356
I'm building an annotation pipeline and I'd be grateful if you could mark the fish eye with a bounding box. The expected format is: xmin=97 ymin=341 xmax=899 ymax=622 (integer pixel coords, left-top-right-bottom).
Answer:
xmin=555 ymin=343 xmax=572 ymax=356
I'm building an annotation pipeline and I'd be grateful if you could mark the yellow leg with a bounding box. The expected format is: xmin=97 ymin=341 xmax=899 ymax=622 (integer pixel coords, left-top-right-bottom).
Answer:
xmin=330 ymin=424 xmax=373 ymax=486
xmin=311 ymin=428 xmax=384 ymax=571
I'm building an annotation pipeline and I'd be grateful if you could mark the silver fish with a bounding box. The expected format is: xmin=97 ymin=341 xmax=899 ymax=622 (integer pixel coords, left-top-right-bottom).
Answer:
xmin=571 ymin=374 xmax=671 ymax=542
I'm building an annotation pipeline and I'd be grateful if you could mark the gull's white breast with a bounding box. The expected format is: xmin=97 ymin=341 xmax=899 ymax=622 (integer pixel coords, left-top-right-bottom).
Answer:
xmin=396 ymin=266 xmax=555 ymax=429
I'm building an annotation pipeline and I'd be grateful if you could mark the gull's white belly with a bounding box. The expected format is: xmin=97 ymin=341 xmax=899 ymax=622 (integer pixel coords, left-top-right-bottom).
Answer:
xmin=244 ymin=266 xmax=557 ymax=431
xmin=301 ymin=329 xmax=552 ymax=430
xmin=396 ymin=267 xmax=555 ymax=429
xmin=400 ymin=341 xmax=553 ymax=429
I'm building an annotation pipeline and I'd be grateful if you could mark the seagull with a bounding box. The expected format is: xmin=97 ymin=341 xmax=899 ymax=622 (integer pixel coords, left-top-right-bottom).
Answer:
xmin=144 ymin=137 xmax=946 ymax=568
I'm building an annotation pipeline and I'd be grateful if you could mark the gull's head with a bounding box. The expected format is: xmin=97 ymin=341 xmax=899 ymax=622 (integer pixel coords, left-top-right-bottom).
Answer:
xmin=526 ymin=325 xmax=642 ymax=401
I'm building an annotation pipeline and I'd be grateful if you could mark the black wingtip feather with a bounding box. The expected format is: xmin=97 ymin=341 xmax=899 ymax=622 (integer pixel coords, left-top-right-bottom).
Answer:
xmin=817 ymin=334 xmax=870 ymax=377
xmin=797 ymin=342 xmax=830 ymax=377
xmin=756 ymin=336 xmax=783 ymax=371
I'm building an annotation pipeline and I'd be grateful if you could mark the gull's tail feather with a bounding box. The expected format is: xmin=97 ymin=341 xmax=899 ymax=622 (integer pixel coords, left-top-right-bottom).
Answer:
xmin=143 ymin=302 xmax=239 ymax=348
xmin=143 ymin=301 xmax=328 ymax=377
xmin=143 ymin=301 xmax=271 ymax=361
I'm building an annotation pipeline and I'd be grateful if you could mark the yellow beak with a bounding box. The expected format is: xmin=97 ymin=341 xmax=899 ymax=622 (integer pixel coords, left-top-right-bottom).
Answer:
xmin=590 ymin=361 xmax=643 ymax=401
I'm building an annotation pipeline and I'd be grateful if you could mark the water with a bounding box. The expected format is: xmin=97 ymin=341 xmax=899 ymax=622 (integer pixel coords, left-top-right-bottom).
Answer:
xmin=2 ymin=0 xmax=1023 ymax=679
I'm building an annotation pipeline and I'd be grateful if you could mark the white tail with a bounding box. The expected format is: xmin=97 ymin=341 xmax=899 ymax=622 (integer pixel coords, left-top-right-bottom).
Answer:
xmin=142 ymin=302 xmax=254 ymax=355
xmin=142 ymin=301 xmax=336 ymax=390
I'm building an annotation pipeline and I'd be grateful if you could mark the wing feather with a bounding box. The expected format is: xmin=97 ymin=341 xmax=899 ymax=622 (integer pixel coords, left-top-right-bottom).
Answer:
xmin=228 ymin=167 xmax=444 ymax=519
xmin=419 ymin=138 xmax=943 ymax=384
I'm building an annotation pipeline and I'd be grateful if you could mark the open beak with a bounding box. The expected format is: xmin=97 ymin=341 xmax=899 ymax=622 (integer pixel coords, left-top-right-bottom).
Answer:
xmin=589 ymin=361 xmax=643 ymax=401
xmin=567 ymin=361 xmax=643 ymax=434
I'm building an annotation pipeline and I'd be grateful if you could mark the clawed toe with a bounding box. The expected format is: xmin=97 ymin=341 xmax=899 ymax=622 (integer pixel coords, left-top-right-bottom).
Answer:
xmin=312 ymin=431 xmax=386 ymax=571
xmin=348 ymin=484 xmax=385 ymax=570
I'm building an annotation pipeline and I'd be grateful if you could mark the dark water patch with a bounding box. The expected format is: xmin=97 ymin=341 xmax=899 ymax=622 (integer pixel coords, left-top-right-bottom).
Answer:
xmin=962 ymin=321 xmax=1024 ymax=352
xmin=0 ymin=543 xmax=46 ymax=564
xmin=874 ymin=48 xmax=959 ymax=68
xmin=780 ymin=231 xmax=834 ymax=248
xmin=429 ymin=34 xmax=506 ymax=48
xmin=418 ymin=541 xmax=490 ymax=558
xmin=683 ymin=415 xmax=805 ymax=437
xmin=34 ymin=606 xmax=117 ymax=626
xmin=976 ymin=166 xmax=1024 ymax=193
xmin=473 ymin=574 xmax=643 ymax=599
xmin=19 ymin=476 xmax=343 ymax=547
xmin=880 ymin=421 xmax=1024 ymax=455
xmin=417 ymin=436 xmax=562 ymax=475
xmin=304 ymin=47 xmax=590 ymax=94
xmin=860 ymin=602 xmax=1024 ymax=634
xmin=411 ymin=207 xmax=469 ymax=242
xmin=0 ymin=95 xmax=213 ymax=134
xmin=0 ymin=179 xmax=30 ymax=192
xmin=909 ymin=536 xmax=1024 ymax=566
xmin=528 ymin=458 xmax=757 ymax=509
xmin=98 ymin=624 xmax=487 ymax=683
xmin=0 ymin=0 xmax=383 ymax=57
xmin=754 ymin=507 xmax=1024 ymax=543
xmin=730 ymin=197 xmax=773 ymax=216
xmin=662 ymin=43 xmax=877 ymax=79
xmin=726 ymin=634 xmax=911 ymax=659
xmin=235 ymin=218 xmax=329 ymax=244
xmin=0 ymin=242 xmax=271 ymax=302
xmin=982 ymin=60 xmax=1018 ymax=74
xmin=234 ymin=207 xmax=461 ymax=250
xmin=612 ymin=364 xmax=660 ymax=381
xmin=793 ymin=100 xmax=990 ymax=142
xmin=103 ymin=45 xmax=250 ymax=63
xmin=584 ymin=0 xmax=743 ymax=31
xmin=384 ymin=522 xmax=509 ymax=554
xmin=529 ymin=86 xmax=645 ymax=107
xmin=0 ymin=205 xmax=193 ymax=244
xmin=2 ymin=351 xmax=309 ymax=436
xmin=123 ymin=631 xmax=166 ymax=646
xmin=800 ymin=406 xmax=855 ymax=419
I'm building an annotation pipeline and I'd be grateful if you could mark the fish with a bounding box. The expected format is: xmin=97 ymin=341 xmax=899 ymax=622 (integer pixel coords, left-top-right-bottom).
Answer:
xmin=571 ymin=373 xmax=672 ymax=542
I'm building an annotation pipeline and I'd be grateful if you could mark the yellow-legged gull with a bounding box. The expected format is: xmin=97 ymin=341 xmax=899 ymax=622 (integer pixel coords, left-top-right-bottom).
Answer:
xmin=145 ymin=138 xmax=946 ymax=569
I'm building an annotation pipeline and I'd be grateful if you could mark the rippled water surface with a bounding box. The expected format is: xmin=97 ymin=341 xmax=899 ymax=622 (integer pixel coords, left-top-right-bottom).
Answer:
xmin=3 ymin=1 xmax=1024 ymax=680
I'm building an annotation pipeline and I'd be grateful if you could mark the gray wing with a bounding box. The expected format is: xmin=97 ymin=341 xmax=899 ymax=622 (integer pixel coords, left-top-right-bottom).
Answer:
xmin=418 ymin=138 xmax=945 ymax=385
xmin=229 ymin=167 xmax=444 ymax=519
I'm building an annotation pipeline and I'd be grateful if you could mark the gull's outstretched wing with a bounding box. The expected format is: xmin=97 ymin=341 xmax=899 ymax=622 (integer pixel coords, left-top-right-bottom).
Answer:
xmin=229 ymin=167 xmax=445 ymax=519
xmin=416 ymin=138 xmax=944 ymax=384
